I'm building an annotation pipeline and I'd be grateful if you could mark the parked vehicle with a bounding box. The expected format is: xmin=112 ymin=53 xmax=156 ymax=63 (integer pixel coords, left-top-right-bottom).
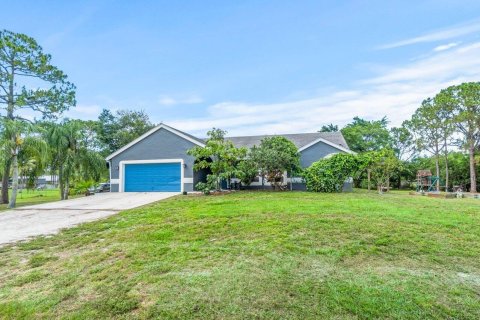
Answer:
xmin=36 ymin=184 xmax=47 ymax=190
xmin=87 ymin=183 xmax=111 ymax=195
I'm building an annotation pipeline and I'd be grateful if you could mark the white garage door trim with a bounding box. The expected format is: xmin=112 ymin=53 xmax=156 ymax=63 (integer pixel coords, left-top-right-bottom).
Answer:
xmin=118 ymin=159 xmax=184 ymax=193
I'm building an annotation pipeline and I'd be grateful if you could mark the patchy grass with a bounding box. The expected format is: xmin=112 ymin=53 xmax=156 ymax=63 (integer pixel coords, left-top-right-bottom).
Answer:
xmin=0 ymin=189 xmax=64 ymax=211
xmin=0 ymin=191 xmax=479 ymax=319
xmin=0 ymin=189 xmax=83 ymax=211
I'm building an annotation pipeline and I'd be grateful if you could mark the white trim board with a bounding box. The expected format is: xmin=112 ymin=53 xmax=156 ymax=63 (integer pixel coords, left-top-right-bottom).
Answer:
xmin=298 ymin=137 xmax=356 ymax=154
xmin=106 ymin=123 xmax=205 ymax=161
xmin=118 ymin=159 xmax=185 ymax=193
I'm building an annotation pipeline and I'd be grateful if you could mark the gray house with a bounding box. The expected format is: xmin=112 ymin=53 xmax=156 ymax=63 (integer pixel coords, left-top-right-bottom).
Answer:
xmin=105 ymin=123 xmax=353 ymax=192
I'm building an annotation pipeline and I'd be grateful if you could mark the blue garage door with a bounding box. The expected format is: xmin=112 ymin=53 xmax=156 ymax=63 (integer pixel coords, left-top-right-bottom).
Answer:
xmin=124 ymin=162 xmax=181 ymax=192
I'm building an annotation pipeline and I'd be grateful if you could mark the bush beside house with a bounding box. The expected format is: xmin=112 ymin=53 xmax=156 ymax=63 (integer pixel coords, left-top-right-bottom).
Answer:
xmin=303 ymin=153 xmax=359 ymax=192
xmin=303 ymin=150 xmax=402 ymax=193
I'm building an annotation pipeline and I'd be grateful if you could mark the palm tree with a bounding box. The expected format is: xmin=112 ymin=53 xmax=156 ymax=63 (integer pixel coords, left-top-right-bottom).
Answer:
xmin=19 ymin=150 xmax=46 ymax=191
xmin=0 ymin=120 xmax=48 ymax=208
xmin=44 ymin=120 xmax=104 ymax=200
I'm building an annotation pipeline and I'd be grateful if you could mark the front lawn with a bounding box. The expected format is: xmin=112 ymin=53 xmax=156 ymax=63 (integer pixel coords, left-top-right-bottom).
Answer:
xmin=0 ymin=191 xmax=479 ymax=319
xmin=0 ymin=189 xmax=63 ymax=211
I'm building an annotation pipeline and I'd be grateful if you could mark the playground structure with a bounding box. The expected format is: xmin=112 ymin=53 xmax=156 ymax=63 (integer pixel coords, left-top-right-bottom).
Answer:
xmin=416 ymin=170 xmax=440 ymax=193
xmin=412 ymin=169 xmax=479 ymax=199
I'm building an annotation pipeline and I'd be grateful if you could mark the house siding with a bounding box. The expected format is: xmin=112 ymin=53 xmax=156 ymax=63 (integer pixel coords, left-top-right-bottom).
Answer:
xmin=109 ymin=128 xmax=197 ymax=192
xmin=240 ymin=141 xmax=350 ymax=191
xmin=299 ymin=141 xmax=343 ymax=168
xmin=232 ymin=139 xmax=346 ymax=171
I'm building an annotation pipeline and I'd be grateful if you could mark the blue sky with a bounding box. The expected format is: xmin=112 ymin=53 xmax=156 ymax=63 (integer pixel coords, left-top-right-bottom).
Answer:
xmin=2 ymin=0 xmax=480 ymax=135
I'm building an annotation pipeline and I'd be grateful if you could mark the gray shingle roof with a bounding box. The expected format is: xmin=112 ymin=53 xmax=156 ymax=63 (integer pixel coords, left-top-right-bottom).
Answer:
xmin=162 ymin=123 xmax=349 ymax=151
xmin=160 ymin=124 xmax=350 ymax=151
xmin=225 ymin=132 xmax=350 ymax=150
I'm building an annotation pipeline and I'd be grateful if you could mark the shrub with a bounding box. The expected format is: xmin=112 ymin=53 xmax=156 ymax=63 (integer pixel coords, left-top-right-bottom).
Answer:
xmin=236 ymin=159 xmax=258 ymax=186
xmin=304 ymin=153 xmax=359 ymax=192
xmin=195 ymin=175 xmax=217 ymax=195
xmin=195 ymin=182 xmax=210 ymax=195
xmin=71 ymin=180 xmax=95 ymax=196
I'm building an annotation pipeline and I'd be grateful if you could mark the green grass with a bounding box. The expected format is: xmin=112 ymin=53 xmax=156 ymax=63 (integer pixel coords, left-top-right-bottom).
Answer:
xmin=0 ymin=189 xmax=64 ymax=211
xmin=0 ymin=191 xmax=479 ymax=319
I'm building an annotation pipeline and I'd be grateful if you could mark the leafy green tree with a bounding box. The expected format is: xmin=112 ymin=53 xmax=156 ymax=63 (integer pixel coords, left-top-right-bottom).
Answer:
xmin=406 ymin=98 xmax=453 ymax=191
xmin=431 ymin=93 xmax=456 ymax=191
xmin=319 ymin=123 xmax=339 ymax=132
xmin=44 ymin=120 xmax=104 ymax=200
xmin=188 ymin=128 xmax=247 ymax=191
xmin=78 ymin=120 xmax=104 ymax=152
xmin=0 ymin=29 xmax=75 ymax=206
xmin=96 ymin=109 xmax=155 ymax=155
xmin=390 ymin=124 xmax=416 ymax=161
xmin=341 ymin=116 xmax=391 ymax=153
xmin=0 ymin=120 xmax=48 ymax=207
xmin=442 ymin=152 xmax=476 ymax=190
xmin=236 ymin=158 xmax=258 ymax=186
xmin=250 ymin=136 xmax=301 ymax=190
xmin=304 ymin=153 xmax=359 ymax=192
xmin=389 ymin=124 xmax=417 ymax=189
xmin=361 ymin=149 xmax=401 ymax=193
xmin=18 ymin=132 xmax=48 ymax=191
xmin=436 ymin=82 xmax=480 ymax=193
xmin=19 ymin=158 xmax=42 ymax=190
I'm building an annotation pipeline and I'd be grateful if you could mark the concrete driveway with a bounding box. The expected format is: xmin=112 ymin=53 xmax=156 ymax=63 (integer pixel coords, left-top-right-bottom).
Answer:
xmin=0 ymin=192 xmax=178 ymax=246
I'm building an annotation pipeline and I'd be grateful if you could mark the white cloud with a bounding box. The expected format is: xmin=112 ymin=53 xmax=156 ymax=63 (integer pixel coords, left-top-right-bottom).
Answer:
xmin=158 ymin=94 xmax=203 ymax=106
xmin=64 ymin=104 xmax=101 ymax=120
xmin=366 ymin=42 xmax=480 ymax=85
xmin=169 ymin=41 xmax=480 ymax=136
xmin=378 ymin=20 xmax=480 ymax=50
xmin=433 ymin=42 xmax=460 ymax=52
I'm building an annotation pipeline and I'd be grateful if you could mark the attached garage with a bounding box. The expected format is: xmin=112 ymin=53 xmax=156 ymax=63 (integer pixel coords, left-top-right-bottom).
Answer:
xmin=106 ymin=124 xmax=204 ymax=193
xmin=119 ymin=160 xmax=184 ymax=193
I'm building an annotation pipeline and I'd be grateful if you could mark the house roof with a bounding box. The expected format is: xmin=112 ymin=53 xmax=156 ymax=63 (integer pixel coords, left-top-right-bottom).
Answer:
xmin=227 ymin=132 xmax=350 ymax=151
xmin=106 ymin=123 xmax=352 ymax=161
xmin=105 ymin=123 xmax=205 ymax=161
xmin=162 ymin=123 xmax=206 ymax=146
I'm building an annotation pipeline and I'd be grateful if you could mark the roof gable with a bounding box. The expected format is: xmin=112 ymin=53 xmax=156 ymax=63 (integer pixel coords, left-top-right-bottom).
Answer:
xmin=105 ymin=123 xmax=205 ymax=160
xmin=297 ymin=136 xmax=354 ymax=154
